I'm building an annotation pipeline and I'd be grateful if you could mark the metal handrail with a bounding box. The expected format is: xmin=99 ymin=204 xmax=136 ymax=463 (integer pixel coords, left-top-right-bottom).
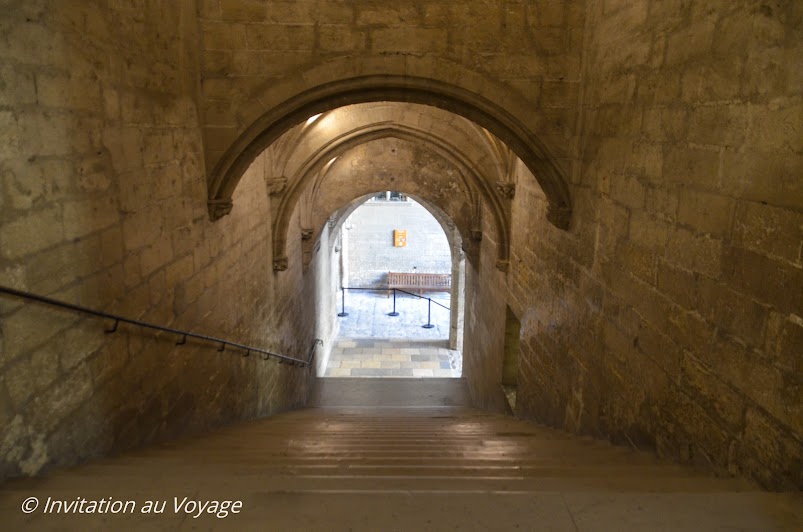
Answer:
xmin=337 ymin=286 xmax=450 ymax=328
xmin=341 ymin=287 xmax=450 ymax=310
xmin=306 ymin=338 xmax=323 ymax=368
xmin=0 ymin=285 xmax=317 ymax=367
xmin=393 ymin=288 xmax=450 ymax=311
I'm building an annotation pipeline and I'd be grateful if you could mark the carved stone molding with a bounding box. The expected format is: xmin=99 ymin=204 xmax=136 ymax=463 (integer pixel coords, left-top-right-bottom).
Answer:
xmin=546 ymin=204 xmax=572 ymax=230
xmin=273 ymin=257 xmax=288 ymax=271
xmin=495 ymin=259 xmax=510 ymax=272
xmin=265 ymin=176 xmax=287 ymax=195
xmin=470 ymin=229 xmax=483 ymax=241
xmin=300 ymin=227 xmax=314 ymax=240
xmin=207 ymin=199 xmax=233 ymax=221
xmin=496 ymin=182 xmax=516 ymax=199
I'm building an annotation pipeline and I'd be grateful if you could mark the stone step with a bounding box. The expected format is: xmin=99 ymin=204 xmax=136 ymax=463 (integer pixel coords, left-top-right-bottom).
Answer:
xmin=309 ymin=377 xmax=471 ymax=407
xmin=1 ymin=473 xmax=749 ymax=495
xmin=1 ymin=404 xmax=798 ymax=531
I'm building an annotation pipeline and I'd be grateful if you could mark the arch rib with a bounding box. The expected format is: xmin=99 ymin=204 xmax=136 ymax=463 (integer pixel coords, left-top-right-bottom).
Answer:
xmin=207 ymin=75 xmax=572 ymax=229
xmin=271 ymin=127 xmax=509 ymax=271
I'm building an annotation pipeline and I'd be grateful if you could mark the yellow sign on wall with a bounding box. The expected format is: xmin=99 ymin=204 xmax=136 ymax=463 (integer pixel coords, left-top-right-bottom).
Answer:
xmin=393 ymin=229 xmax=407 ymax=247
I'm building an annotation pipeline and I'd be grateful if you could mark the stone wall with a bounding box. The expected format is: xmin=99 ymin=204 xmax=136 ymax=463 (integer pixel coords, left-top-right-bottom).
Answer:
xmin=307 ymin=136 xmax=483 ymax=271
xmin=346 ymin=199 xmax=452 ymax=288
xmin=461 ymin=203 xmax=510 ymax=413
xmin=0 ymin=1 xmax=314 ymax=480
xmin=197 ymin=0 xmax=585 ymax=183
xmin=311 ymin=220 xmax=340 ymax=376
xmin=509 ymin=0 xmax=802 ymax=489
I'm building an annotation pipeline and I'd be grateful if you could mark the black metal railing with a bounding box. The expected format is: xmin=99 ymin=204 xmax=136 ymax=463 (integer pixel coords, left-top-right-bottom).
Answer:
xmin=337 ymin=287 xmax=450 ymax=329
xmin=0 ymin=285 xmax=319 ymax=367
xmin=306 ymin=338 xmax=323 ymax=368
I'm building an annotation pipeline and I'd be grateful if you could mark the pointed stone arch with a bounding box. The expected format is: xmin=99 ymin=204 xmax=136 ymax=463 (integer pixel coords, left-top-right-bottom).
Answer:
xmin=207 ymin=74 xmax=573 ymax=229
xmin=272 ymin=125 xmax=504 ymax=272
xmin=327 ymin=192 xmax=463 ymax=260
xmin=325 ymin=191 xmax=466 ymax=350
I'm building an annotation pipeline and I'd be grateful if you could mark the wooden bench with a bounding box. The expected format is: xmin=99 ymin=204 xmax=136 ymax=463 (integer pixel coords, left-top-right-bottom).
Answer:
xmin=387 ymin=272 xmax=451 ymax=295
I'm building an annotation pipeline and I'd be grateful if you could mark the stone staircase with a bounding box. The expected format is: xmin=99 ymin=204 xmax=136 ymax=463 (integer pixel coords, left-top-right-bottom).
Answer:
xmin=1 ymin=378 xmax=800 ymax=530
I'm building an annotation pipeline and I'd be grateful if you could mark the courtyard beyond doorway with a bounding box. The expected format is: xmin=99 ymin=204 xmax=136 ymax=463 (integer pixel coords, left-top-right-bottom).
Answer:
xmin=326 ymin=290 xmax=462 ymax=378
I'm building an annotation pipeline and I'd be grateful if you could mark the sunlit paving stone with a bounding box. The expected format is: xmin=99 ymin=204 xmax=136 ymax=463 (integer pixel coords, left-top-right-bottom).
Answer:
xmin=328 ymin=289 xmax=461 ymax=378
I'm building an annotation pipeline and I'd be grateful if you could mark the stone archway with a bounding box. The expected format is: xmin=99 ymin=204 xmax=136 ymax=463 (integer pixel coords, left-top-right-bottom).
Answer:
xmin=325 ymin=192 xmax=466 ymax=354
xmin=273 ymin=126 xmax=502 ymax=272
xmin=206 ymin=75 xmax=573 ymax=229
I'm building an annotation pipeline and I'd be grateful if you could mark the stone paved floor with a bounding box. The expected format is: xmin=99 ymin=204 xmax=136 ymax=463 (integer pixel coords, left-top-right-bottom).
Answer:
xmin=336 ymin=289 xmax=452 ymax=339
xmin=324 ymin=338 xmax=462 ymax=378
xmin=328 ymin=290 xmax=462 ymax=378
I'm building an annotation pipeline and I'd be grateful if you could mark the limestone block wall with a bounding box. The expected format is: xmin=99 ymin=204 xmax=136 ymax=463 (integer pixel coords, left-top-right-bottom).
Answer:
xmin=461 ymin=204 xmax=510 ymax=413
xmin=508 ymin=0 xmax=801 ymax=489
xmin=346 ymin=200 xmax=452 ymax=288
xmin=197 ymin=0 xmax=585 ymax=176
xmin=0 ymin=1 xmax=314 ymax=480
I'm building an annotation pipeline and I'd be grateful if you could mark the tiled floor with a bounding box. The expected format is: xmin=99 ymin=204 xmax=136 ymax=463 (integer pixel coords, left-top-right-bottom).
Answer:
xmin=324 ymin=338 xmax=462 ymax=378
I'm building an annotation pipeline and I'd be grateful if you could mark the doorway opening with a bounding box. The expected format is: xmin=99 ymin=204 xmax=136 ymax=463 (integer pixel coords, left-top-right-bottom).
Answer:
xmin=325 ymin=194 xmax=464 ymax=378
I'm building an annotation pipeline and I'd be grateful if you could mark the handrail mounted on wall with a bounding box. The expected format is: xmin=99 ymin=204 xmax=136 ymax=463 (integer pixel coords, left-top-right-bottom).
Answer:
xmin=0 ymin=285 xmax=319 ymax=368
